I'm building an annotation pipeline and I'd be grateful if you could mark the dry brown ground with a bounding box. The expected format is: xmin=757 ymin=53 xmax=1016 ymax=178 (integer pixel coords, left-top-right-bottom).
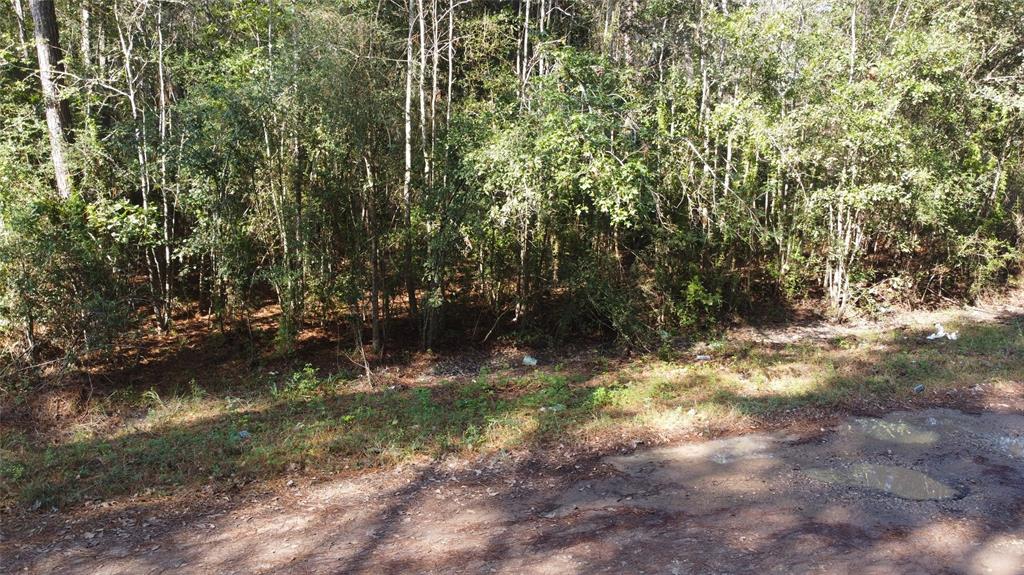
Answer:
xmin=2 ymin=399 xmax=1022 ymax=575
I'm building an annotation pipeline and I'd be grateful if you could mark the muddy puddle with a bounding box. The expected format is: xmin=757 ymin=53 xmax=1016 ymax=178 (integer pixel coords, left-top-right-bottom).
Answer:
xmin=805 ymin=463 xmax=959 ymax=500
xmin=843 ymin=418 xmax=939 ymax=445
xmin=606 ymin=434 xmax=782 ymax=471
xmin=543 ymin=408 xmax=1023 ymax=520
xmin=995 ymin=435 xmax=1024 ymax=458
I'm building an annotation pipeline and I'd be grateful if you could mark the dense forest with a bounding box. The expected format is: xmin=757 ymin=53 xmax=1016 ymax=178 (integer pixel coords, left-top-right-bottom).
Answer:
xmin=1 ymin=0 xmax=1022 ymax=364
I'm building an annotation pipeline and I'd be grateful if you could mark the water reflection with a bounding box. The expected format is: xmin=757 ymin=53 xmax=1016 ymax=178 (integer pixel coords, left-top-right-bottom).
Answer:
xmin=806 ymin=464 xmax=957 ymax=500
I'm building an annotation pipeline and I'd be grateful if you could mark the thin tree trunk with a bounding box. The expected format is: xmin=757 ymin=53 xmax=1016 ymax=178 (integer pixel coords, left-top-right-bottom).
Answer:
xmin=521 ymin=0 xmax=531 ymax=100
xmin=514 ymin=217 xmax=529 ymax=321
xmin=849 ymin=0 xmax=856 ymax=81
xmin=417 ymin=0 xmax=431 ymax=187
xmin=116 ymin=5 xmax=164 ymax=324
xmin=30 ymin=0 xmax=73 ymax=199
xmin=79 ymin=1 xmax=93 ymax=117
xmin=602 ymin=0 xmax=612 ymax=56
xmin=79 ymin=1 xmax=90 ymax=69
xmin=157 ymin=0 xmax=173 ymax=330
xmin=444 ymin=0 xmax=454 ymax=182
xmin=12 ymin=0 xmax=28 ymax=59
xmin=24 ymin=309 xmax=36 ymax=362
xmin=403 ymin=0 xmax=418 ymax=317
xmin=514 ymin=0 xmax=521 ymax=84
xmin=538 ymin=0 xmax=545 ymax=75
xmin=446 ymin=0 xmax=454 ymax=126
xmin=364 ymin=156 xmax=382 ymax=353
xmin=430 ymin=0 xmax=440 ymax=186
xmin=97 ymin=13 xmax=105 ymax=71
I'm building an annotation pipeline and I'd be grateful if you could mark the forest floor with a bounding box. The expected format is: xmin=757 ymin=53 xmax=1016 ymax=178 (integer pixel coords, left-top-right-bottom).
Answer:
xmin=1 ymin=294 xmax=1023 ymax=573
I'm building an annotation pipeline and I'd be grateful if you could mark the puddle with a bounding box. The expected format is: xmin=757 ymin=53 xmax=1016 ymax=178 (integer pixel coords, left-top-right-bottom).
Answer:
xmin=609 ymin=434 xmax=779 ymax=470
xmin=707 ymin=435 xmax=777 ymax=464
xmin=806 ymin=464 xmax=957 ymax=500
xmin=994 ymin=436 xmax=1024 ymax=458
xmin=844 ymin=418 xmax=939 ymax=445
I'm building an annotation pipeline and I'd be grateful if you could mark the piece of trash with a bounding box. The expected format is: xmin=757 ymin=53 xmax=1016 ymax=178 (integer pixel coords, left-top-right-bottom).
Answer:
xmin=540 ymin=403 xmax=565 ymax=413
xmin=695 ymin=354 xmax=712 ymax=361
xmin=686 ymin=408 xmax=697 ymax=416
xmin=926 ymin=324 xmax=957 ymax=341
xmin=522 ymin=355 xmax=538 ymax=366
xmin=286 ymin=480 xmax=295 ymax=487
xmin=926 ymin=323 xmax=945 ymax=339
xmin=236 ymin=430 xmax=252 ymax=440
xmin=913 ymin=384 xmax=925 ymax=394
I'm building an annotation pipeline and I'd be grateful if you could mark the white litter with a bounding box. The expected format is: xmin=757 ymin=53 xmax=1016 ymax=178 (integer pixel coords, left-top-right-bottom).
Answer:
xmin=926 ymin=323 xmax=958 ymax=341
xmin=522 ymin=355 xmax=538 ymax=366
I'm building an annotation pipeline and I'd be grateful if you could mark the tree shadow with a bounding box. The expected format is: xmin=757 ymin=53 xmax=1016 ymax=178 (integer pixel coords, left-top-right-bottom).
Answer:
xmin=7 ymin=400 xmax=1022 ymax=574
xmin=706 ymin=314 xmax=1023 ymax=417
xmin=3 ymin=311 xmax=1021 ymax=573
xmin=6 ymin=312 xmax=1021 ymax=508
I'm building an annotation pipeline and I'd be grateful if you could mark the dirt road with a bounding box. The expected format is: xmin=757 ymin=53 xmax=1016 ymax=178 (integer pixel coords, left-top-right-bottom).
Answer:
xmin=3 ymin=407 xmax=1023 ymax=574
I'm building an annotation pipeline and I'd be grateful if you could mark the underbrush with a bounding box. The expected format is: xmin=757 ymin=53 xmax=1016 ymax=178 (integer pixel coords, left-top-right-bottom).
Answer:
xmin=2 ymin=310 xmax=1021 ymax=510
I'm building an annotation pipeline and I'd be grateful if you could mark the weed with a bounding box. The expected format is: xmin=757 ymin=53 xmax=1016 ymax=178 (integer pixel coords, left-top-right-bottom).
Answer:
xmin=189 ymin=379 xmax=207 ymax=401
xmin=270 ymin=364 xmax=324 ymax=400
xmin=141 ymin=388 xmax=163 ymax=409
xmin=4 ymin=312 xmax=1021 ymax=510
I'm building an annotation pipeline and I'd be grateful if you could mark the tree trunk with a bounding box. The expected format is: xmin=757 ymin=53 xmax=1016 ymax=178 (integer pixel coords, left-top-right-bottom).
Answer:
xmin=403 ymin=0 xmax=418 ymax=318
xmin=521 ymin=0 xmax=531 ymax=102
xmin=12 ymin=0 xmax=29 ymax=60
xmin=157 ymin=0 xmax=173 ymax=330
xmin=79 ymin=1 xmax=90 ymax=69
xmin=849 ymin=0 xmax=857 ymax=81
xmin=417 ymin=0 xmax=431 ymax=186
xmin=430 ymin=0 xmax=440 ymax=185
xmin=363 ymin=156 xmax=382 ymax=353
xmin=444 ymin=0 xmax=454 ymax=183
xmin=116 ymin=5 xmax=166 ymax=325
xmin=446 ymin=0 xmax=454 ymax=131
xmin=30 ymin=0 xmax=73 ymax=199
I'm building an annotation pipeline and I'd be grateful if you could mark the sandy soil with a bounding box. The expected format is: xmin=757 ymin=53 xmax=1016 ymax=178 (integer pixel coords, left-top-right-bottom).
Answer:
xmin=2 ymin=405 xmax=1022 ymax=575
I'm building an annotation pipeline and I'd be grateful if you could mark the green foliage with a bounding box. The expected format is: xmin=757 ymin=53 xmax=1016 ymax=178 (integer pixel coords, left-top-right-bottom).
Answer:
xmin=1 ymin=0 xmax=1021 ymax=360
xmin=0 ymin=194 xmax=132 ymax=360
xmin=271 ymin=364 xmax=324 ymax=401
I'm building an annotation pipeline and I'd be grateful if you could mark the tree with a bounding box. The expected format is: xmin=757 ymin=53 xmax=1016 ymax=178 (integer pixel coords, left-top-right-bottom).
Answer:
xmin=29 ymin=0 xmax=72 ymax=198
xmin=2 ymin=0 xmax=1021 ymax=364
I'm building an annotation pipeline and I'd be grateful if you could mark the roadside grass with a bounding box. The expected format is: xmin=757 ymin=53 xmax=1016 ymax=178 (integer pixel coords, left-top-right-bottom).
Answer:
xmin=2 ymin=312 xmax=1021 ymax=510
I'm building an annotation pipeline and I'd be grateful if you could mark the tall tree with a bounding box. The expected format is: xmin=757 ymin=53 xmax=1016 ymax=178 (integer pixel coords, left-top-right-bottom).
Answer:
xmin=29 ymin=0 xmax=72 ymax=198
xmin=403 ymin=0 xmax=418 ymax=318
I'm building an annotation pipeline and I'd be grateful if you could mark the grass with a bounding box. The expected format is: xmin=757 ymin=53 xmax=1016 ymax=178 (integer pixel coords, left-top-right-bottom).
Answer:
xmin=2 ymin=312 xmax=1021 ymax=510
